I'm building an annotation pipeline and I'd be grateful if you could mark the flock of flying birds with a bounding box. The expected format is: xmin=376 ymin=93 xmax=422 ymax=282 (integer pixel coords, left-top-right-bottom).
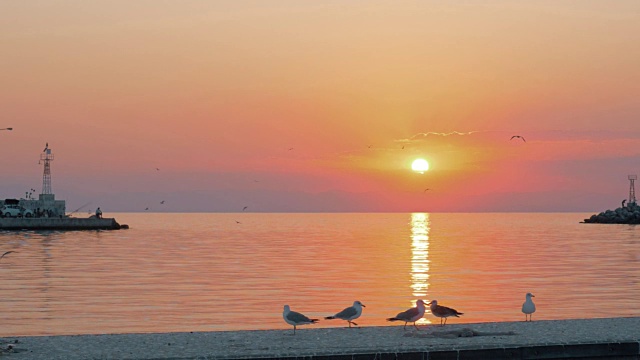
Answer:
xmin=135 ymin=136 xmax=527 ymax=215
xmin=283 ymin=293 xmax=536 ymax=334
xmin=233 ymin=136 xmax=526 ymax=221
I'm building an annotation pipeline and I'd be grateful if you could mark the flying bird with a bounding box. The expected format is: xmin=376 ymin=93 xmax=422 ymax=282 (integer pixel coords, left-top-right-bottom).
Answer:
xmin=386 ymin=299 xmax=427 ymax=330
xmin=510 ymin=135 xmax=526 ymax=142
xmin=283 ymin=305 xmax=318 ymax=334
xmin=155 ymin=168 xmax=160 ymax=171
xmin=0 ymin=251 xmax=15 ymax=261
xmin=160 ymin=201 xmax=165 ymax=205
xmin=288 ymin=147 xmax=294 ymax=151
xmin=427 ymin=300 xmax=463 ymax=326
xmin=242 ymin=206 xmax=248 ymax=211
xmin=522 ymin=293 xmax=536 ymax=322
xmin=324 ymin=301 xmax=365 ymax=328
xmin=145 ymin=207 xmax=149 ymax=211
xmin=235 ymin=220 xmax=241 ymax=224
xmin=423 ymin=188 xmax=431 ymax=193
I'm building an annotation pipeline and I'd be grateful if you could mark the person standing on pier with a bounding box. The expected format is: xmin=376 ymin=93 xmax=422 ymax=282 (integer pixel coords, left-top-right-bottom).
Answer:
xmin=96 ymin=207 xmax=102 ymax=219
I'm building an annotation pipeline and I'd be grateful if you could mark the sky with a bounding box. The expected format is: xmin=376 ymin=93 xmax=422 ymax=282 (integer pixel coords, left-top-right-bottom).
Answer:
xmin=1 ymin=0 xmax=640 ymax=213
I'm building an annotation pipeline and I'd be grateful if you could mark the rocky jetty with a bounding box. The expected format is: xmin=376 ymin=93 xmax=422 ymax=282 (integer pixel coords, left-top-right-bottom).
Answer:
xmin=583 ymin=202 xmax=640 ymax=224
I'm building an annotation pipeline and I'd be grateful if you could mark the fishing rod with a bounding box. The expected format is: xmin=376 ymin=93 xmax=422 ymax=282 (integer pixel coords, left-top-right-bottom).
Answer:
xmin=66 ymin=202 xmax=92 ymax=217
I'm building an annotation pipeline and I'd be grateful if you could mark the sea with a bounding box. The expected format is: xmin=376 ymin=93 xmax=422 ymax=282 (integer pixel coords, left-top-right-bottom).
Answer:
xmin=1 ymin=212 xmax=639 ymax=337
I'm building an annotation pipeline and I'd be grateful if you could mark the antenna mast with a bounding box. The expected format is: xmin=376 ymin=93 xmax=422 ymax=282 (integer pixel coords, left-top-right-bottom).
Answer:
xmin=40 ymin=143 xmax=54 ymax=194
xmin=629 ymin=175 xmax=637 ymax=205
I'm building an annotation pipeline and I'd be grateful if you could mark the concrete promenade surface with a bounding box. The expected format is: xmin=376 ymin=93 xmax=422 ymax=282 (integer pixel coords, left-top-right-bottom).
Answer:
xmin=3 ymin=317 xmax=640 ymax=360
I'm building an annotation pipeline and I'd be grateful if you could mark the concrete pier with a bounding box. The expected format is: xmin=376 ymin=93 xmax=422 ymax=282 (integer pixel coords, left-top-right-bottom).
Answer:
xmin=3 ymin=317 xmax=639 ymax=359
xmin=0 ymin=217 xmax=123 ymax=230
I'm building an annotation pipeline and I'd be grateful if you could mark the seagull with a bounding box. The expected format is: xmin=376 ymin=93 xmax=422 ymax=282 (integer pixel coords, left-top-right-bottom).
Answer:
xmin=367 ymin=145 xmax=372 ymax=149
xmin=145 ymin=207 xmax=149 ymax=211
xmin=386 ymin=299 xmax=427 ymax=330
xmin=288 ymin=147 xmax=294 ymax=151
xmin=510 ymin=135 xmax=526 ymax=142
xmin=324 ymin=301 xmax=365 ymax=328
xmin=283 ymin=305 xmax=318 ymax=334
xmin=522 ymin=293 xmax=536 ymax=322
xmin=155 ymin=168 xmax=160 ymax=171
xmin=242 ymin=206 xmax=248 ymax=211
xmin=0 ymin=251 xmax=15 ymax=261
xmin=160 ymin=200 xmax=165 ymax=204
xmin=235 ymin=220 xmax=241 ymax=224
xmin=423 ymin=188 xmax=431 ymax=193
xmin=427 ymin=300 xmax=463 ymax=326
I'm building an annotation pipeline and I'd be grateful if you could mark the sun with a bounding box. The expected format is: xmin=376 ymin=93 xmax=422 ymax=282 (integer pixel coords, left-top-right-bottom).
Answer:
xmin=411 ymin=158 xmax=429 ymax=173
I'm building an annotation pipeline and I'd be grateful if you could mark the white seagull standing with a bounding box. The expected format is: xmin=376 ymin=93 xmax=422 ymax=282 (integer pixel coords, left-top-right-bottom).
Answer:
xmin=282 ymin=305 xmax=318 ymax=334
xmin=324 ymin=300 xmax=365 ymax=328
xmin=386 ymin=299 xmax=426 ymax=330
xmin=522 ymin=293 xmax=536 ymax=321
xmin=427 ymin=300 xmax=463 ymax=326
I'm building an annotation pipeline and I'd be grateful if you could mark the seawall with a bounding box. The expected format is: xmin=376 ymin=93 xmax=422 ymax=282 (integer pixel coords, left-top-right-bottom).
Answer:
xmin=0 ymin=217 xmax=123 ymax=230
xmin=4 ymin=317 xmax=639 ymax=359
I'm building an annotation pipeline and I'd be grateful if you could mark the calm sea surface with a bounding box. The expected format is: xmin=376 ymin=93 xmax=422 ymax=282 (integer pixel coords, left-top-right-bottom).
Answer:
xmin=1 ymin=212 xmax=639 ymax=336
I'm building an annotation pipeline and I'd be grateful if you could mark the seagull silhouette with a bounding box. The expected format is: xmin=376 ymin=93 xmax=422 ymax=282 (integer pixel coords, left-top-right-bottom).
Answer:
xmin=235 ymin=220 xmax=241 ymax=224
xmin=423 ymin=188 xmax=431 ymax=193
xmin=510 ymin=135 xmax=526 ymax=142
xmin=145 ymin=207 xmax=149 ymax=211
xmin=160 ymin=200 xmax=165 ymax=204
xmin=242 ymin=206 xmax=248 ymax=211
xmin=288 ymin=147 xmax=294 ymax=151
xmin=155 ymin=168 xmax=160 ymax=171
xmin=0 ymin=251 xmax=15 ymax=260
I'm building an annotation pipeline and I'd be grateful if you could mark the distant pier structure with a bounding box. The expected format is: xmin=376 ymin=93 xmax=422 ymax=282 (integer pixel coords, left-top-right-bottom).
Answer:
xmin=583 ymin=174 xmax=640 ymax=224
xmin=0 ymin=143 xmax=126 ymax=229
xmin=629 ymin=174 xmax=637 ymax=206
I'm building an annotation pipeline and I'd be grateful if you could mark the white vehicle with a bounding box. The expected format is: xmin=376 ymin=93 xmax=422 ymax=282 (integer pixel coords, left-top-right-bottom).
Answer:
xmin=1 ymin=204 xmax=23 ymax=218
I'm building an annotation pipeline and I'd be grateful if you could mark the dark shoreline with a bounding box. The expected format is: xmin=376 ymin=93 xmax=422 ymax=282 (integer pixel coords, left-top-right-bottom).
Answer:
xmin=4 ymin=317 xmax=640 ymax=359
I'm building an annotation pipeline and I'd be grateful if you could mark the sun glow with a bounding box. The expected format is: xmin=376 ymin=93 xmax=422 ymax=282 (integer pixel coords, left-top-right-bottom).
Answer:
xmin=411 ymin=159 xmax=429 ymax=173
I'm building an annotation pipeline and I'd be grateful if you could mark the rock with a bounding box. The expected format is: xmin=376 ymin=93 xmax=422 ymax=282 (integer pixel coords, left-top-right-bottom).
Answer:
xmin=583 ymin=203 xmax=640 ymax=224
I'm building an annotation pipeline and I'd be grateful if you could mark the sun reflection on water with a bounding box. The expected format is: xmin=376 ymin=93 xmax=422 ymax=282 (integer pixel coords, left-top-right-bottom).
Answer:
xmin=410 ymin=213 xmax=430 ymax=324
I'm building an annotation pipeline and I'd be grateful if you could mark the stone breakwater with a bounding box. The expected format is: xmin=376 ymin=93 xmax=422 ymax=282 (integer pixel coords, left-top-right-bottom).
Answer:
xmin=583 ymin=203 xmax=640 ymax=224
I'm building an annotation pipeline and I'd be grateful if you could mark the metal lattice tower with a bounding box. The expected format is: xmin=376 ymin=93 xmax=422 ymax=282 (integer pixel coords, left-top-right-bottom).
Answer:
xmin=40 ymin=143 xmax=54 ymax=195
xmin=629 ymin=175 xmax=637 ymax=205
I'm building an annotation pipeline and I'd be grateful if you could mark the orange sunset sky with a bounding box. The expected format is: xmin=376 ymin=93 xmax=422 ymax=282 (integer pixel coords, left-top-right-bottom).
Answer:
xmin=1 ymin=1 xmax=640 ymax=212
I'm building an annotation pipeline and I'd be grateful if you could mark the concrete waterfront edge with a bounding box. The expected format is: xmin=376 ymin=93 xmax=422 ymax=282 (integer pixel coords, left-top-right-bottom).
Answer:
xmin=211 ymin=343 xmax=639 ymax=360
xmin=260 ymin=342 xmax=640 ymax=360
xmin=0 ymin=217 xmax=123 ymax=230
xmin=6 ymin=318 xmax=640 ymax=359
